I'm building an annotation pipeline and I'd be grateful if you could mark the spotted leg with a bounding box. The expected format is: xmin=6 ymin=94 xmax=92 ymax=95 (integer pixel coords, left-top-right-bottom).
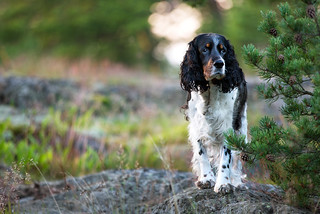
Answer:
xmin=195 ymin=139 xmax=215 ymax=189
xmin=214 ymin=145 xmax=232 ymax=193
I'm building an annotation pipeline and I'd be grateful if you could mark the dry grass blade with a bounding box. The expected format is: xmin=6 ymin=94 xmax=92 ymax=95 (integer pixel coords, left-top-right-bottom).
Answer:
xmin=149 ymin=134 xmax=181 ymax=214
xmin=31 ymin=160 xmax=62 ymax=214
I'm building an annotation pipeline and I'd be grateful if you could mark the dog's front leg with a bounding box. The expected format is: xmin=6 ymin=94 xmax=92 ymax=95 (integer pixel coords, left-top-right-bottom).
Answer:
xmin=194 ymin=139 xmax=215 ymax=189
xmin=214 ymin=145 xmax=232 ymax=193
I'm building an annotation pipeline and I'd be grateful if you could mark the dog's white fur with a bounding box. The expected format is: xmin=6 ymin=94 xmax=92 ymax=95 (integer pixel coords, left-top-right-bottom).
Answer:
xmin=187 ymin=81 xmax=247 ymax=192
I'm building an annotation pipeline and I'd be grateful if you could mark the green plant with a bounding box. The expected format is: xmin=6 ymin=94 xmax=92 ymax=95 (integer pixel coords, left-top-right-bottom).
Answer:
xmin=0 ymin=108 xmax=99 ymax=179
xmin=227 ymin=0 xmax=320 ymax=210
xmin=0 ymin=104 xmax=189 ymax=180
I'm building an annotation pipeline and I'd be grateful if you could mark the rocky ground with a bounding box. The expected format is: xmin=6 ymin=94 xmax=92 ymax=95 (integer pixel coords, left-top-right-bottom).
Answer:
xmin=0 ymin=75 xmax=293 ymax=213
xmin=15 ymin=169 xmax=309 ymax=214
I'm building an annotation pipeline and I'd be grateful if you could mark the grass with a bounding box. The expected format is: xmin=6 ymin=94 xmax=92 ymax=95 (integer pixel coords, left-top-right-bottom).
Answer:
xmin=0 ymin=102 xmax=189 ymax=180
xmin=0 ymin=103 xmax=269 ymax=182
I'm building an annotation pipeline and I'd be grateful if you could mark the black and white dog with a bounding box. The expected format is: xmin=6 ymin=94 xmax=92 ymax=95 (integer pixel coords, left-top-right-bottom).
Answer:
xmin=180 ymin=33 xmax=247 ymax=192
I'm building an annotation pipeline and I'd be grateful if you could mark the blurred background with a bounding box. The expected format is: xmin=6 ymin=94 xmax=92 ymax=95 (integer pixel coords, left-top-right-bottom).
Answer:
xmin=0 ymin=0 xmax=282 ymax=181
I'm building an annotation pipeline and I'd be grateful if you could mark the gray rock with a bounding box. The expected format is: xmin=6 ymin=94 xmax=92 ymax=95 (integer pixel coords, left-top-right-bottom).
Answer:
xmin=16 ymin=169 xmax=193 ymax=213
xmin=0 ymin=76 xmax=78 ymax=108
xmin=152 ymin=186 xmax=308 ymax=214
xmin=15 ymin=169 xmax=309 ymax=214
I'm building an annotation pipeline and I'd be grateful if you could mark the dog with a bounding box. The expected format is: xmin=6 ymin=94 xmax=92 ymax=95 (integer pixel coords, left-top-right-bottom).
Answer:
xmin=180 ymin=33 xmax=247 ymax=192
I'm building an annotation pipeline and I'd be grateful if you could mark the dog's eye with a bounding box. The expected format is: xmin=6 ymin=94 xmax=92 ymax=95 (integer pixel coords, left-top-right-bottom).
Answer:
xmin=202 ymin=43 xmax=211 ymax=53
xmin=218 ymin=44 xmax=226 ymax=54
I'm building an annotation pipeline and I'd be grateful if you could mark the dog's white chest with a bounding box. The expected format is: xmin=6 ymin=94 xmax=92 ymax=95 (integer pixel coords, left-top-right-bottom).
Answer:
xmin=187 ymin=86 xmax=238 ymax=145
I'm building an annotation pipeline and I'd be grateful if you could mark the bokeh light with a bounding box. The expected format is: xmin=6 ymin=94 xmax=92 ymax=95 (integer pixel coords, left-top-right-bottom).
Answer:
xmin=148 ymin=2 xmax=202 ymax=66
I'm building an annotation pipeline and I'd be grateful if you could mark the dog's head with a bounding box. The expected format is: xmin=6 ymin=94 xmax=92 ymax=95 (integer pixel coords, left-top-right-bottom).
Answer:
xmin=180 ymin=33 xmax=244 ymax=93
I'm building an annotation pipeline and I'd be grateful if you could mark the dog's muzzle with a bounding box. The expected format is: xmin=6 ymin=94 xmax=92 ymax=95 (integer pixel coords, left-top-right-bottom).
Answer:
xmin=204 ymin=59 xmax=226 ymax=81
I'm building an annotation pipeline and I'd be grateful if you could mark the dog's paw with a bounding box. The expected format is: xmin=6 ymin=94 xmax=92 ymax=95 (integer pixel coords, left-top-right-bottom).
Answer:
xmin=195 ymin=179 xmax=215 ymax=189
xmin=214 ymin=183 xmax=234 ymax=195
xmin=195 ymin=173 xmax=215 ymax=189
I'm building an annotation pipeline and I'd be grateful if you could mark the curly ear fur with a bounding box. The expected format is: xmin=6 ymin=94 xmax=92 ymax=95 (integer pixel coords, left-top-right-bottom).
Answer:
xmin=180 ymin=40 xmax=209 ymax=94
xmin=212 ymin=39 xmax=245 ymax=93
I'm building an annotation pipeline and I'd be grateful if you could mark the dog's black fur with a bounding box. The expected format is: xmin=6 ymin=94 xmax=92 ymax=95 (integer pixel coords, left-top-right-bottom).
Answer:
xmin=180 ymin=33 xmax=247 ymax=131
xmin=180 ymin=33 xmax=245 ymax=97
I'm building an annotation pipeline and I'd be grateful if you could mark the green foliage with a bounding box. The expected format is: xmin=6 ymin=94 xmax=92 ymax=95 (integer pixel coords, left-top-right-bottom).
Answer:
xmin=0 ymin=0 xmax=157 ymax=65
xmin=242 ymin=44 xmax=264 ymax=67
xmin=224 ymin=129 xmax=247 ymax=151
xmin=229 ymin=0 xmax=320 ymax=209
xmin=258 ymin=10 xmax=278 ymax=34
xmin=0 ymin=105 xmax=189 ymax=179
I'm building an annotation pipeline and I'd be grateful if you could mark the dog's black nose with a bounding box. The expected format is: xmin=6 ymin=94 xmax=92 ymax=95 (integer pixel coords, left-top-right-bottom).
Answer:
xmin=214 ymin=60 xmax=224 ymax=68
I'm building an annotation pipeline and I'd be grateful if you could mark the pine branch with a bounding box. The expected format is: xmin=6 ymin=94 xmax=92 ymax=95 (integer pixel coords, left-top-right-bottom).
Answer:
xmin=282 ymin=14 xmax=297 ymax=33
xmin=314 ymin=13 xmax=320 ymax=36
xmin=292 ymin=150 xmax=320 ymax=155
xmin=296 ymin=82 xmax=313 ymax=96
xmin=300 ymin=112 xmax=316 ymax=117
xmin=300 ymin=33 xmax=320 ymax=36
xmin=242 ymin=1 xmax=320 ymax=207
xmin=253 ymin=64 xmax=314 ymax=96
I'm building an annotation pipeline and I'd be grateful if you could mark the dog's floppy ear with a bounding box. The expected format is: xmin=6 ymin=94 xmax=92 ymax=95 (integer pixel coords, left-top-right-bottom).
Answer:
xmin=180 ymin=40 xmax=208 ymax=93
xmin=224 ymin=40 xmax=238 ymax=70
xmin=221 ymin=39 xmax=245 ymax=92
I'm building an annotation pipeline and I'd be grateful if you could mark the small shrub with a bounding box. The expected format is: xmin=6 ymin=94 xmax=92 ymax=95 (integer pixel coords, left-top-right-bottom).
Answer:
xmin=228 ymin=0 xmax=320 ymax=210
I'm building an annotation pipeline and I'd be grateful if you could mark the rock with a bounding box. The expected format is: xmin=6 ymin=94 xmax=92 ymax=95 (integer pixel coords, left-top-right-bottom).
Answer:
xmin=16 ymin=169 xmax=193 ymax=213
xmin=0 ymin=76 xmax=78 ymax=108
xmin=152 ymin=186 xmax=308 ymax=214
xmin=93 ymin=84 xmax=187 ymax=113
xmin=15 ymin=169 xmax=310 ymax=214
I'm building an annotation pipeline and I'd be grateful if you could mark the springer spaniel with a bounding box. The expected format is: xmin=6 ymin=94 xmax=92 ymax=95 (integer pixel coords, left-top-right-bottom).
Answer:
xmin=180 ymin=33 xmax=247 ymax=192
